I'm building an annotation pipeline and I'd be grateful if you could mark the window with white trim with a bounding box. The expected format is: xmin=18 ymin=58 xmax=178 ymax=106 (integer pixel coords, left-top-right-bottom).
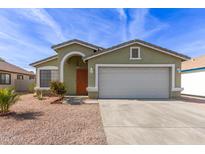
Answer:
xmin=130 ymin=47 xmax=141 ymax=60
xmin=0 ymin=73 xmax=11 ymax=85
xmin=40 ymin=70 xmax=58 ymax=87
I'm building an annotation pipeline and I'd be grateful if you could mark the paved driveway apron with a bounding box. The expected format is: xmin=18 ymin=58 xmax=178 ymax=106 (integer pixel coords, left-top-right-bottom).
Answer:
xmin=99 ymin=99 xmax=205 ymax=144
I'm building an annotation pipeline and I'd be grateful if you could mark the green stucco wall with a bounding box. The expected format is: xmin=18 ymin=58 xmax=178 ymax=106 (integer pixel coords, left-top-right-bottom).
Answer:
xmin=56 ymin=44 xmax=93 ymax=94
xmin=34 ymin=42 xmax=183 ymax=98
xmin=35 ymin=43 xmax=92 ymax=94
xmin=87 ymin=43 xmax=182 ymax=98
xmin=56 ymin=44 xmax=94 ymax=60
xmin=64 ymin=56 xmax=87 ymax=95
xmin=34 ymin=58 xmax=58 ymax=67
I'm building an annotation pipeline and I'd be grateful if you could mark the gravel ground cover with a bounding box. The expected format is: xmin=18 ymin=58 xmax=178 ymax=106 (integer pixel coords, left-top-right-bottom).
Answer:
xmin=0 ymin=94 xmax=107 ymax=145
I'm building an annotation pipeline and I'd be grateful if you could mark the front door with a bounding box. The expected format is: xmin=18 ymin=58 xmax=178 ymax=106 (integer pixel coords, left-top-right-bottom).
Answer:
xmin=76 ymin=69 xmax=88 ymax=95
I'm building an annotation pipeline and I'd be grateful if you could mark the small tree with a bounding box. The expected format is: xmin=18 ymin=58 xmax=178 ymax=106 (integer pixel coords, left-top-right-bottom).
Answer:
xmin=50 ymin=81 xmax=67 ymax=97
xmin=0 ymin=88 xmax=19 ymax=114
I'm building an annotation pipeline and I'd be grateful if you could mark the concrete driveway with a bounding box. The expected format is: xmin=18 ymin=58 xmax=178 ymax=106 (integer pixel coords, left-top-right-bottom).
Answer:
xmin=99 ymin=98 xmax=205 ymax=144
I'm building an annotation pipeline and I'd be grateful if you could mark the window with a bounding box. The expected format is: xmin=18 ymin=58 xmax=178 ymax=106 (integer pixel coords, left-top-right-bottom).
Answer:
xmin=40 ymin=70 xmax=58 ymax=87
xmin=130 ymin=47 xmax=141 ymax=60
xmin=0 ymin=73 xmax=11 ymax=84
xmin=29 ymin=75 xmax=35 ymax=80
xmin=29 ymin=75 xmax=34 ymax=80
xmin=17 ymin=74 xmax=24 ymax=80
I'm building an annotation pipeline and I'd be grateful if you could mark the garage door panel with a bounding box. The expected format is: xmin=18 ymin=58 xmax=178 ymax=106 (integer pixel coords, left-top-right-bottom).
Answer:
xmin=98 ymin=67 xmax=169 ymax=99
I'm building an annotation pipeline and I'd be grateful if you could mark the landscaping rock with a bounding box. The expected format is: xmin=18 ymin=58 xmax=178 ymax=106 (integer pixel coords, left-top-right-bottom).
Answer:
xmin=0 ymin=94 xmax=107 ymax=145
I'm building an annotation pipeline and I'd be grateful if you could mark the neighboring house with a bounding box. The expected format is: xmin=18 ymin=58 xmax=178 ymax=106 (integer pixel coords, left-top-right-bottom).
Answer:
xmin=30 ymin=39 xmax=190 ymax=99
xmin=181 ymin=55 xmax=205 ymax=97
xmin=0 ymin=58 xmax=35 ymax=91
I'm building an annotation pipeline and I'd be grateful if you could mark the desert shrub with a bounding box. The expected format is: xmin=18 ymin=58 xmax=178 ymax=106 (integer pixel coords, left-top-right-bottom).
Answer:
xmin=34 ymin=89 xmax=53 ymax=99
xmin=0 ymin=88 xmax=19 ymax=114
xmin=37 ymin=90 xmax=43 ymax=100
xmin=50 ymin=81 xmax=66 ymax=97
xmin=28 ymin=82 xmax=35 ymax=93
xmin=34 ymin=90 xmax=44 ymax=100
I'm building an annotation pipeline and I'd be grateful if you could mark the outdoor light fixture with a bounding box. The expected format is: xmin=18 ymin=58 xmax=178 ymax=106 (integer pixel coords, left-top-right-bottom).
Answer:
xmin=90 ymin=67 xmax=94 ymax=74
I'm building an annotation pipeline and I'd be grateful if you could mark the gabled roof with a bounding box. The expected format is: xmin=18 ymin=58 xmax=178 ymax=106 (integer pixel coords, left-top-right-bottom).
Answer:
xmin=51 ymin=39 xmax=104 ymax=51
xmin=182 ymin=55 xmax=205 ymax=71
xmin=84 ymin=39 xmax=190 ymax=61
xmin=30 ymin=55 xmax=58 ymax=67
xmin=30 ymin=39 xmax=190 ymax=67
xmin=0 ymin=58 xmax=34 ymax=75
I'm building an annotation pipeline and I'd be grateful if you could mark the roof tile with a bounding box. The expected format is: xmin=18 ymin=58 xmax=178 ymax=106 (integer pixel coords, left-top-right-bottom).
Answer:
xmin=0 ymin=59 xmax=34 ymax=75
xmin=182 ymin=55 xmax=205 ymax=70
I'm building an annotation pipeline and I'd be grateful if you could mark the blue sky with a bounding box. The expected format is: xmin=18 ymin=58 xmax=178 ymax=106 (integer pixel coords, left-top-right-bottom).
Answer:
xmin=0 ymin=8 xmax=205 ymax=72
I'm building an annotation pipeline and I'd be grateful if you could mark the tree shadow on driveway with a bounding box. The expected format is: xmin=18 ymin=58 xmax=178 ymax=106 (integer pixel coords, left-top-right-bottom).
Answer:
xmin=6 ymin=111 xmax=44 ymax=121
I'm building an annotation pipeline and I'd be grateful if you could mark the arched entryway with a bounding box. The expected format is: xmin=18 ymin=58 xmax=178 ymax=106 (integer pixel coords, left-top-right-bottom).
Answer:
xmin=60 ymin=51 xmax=88 ymax=95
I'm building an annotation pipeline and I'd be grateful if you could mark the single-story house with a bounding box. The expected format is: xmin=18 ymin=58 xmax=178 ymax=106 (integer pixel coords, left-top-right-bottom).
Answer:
xmin=181 ymin=55 xmax=205 ymax=97
xmin=0 ymin=58 xmax=35 ymax=91
xmin=30 ymin=39 xmax=190 ymax=99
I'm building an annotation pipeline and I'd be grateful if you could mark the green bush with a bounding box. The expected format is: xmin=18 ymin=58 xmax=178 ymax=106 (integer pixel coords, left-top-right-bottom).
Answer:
xmin=28 ymin=82 xmax=35 ymax=93
xmin=50 ymin=81 xmax=66 ymax=97
xmin=0 ymin=88 xmax=19 ymax=114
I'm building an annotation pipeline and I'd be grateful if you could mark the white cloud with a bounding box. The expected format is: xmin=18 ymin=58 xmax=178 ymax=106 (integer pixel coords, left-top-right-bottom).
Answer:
xmin=115 ymin=8 xmax=128 ymax=41
xmin=0 ymin=9 xmax=57 ymax=71
xmin=15 ymin=8 xmax=66 ymax=43
xmin=56 ymin=9 xmax=129 ymax=47
xmin=115 ymin=9 xmax=168 ymax=41
xmin=0 ymin=8 xmax=170 ymax=71
xmin=129 ymin=9 xmax=168 ymax=39
xmin=154 ymin=25 xmax=205 ymax=57
xmin=175 ymin=39 xmax=205 ymax=57
xmin=116 ymin=8 xmax=127 ymax=20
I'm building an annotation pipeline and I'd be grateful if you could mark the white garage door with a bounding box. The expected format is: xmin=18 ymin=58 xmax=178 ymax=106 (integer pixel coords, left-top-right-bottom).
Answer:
xmin=98 ymin=67 xmax=170 ymax=99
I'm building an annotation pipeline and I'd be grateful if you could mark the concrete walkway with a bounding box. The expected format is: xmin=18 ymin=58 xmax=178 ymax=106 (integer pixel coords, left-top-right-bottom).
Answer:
xmin=99 ymin=99 xmax=205 ymax=144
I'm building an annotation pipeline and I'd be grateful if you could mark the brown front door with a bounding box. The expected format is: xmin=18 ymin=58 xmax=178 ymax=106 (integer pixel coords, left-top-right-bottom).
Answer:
xmin=76 ymin=69 xmax=88 ymax=95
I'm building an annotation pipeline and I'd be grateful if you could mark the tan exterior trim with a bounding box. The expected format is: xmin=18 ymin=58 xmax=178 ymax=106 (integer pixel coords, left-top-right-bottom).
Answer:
xmin=87 ymin=87 xmax=98 ymax=92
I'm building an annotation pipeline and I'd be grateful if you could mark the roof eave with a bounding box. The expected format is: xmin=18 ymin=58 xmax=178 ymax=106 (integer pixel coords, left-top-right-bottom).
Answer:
xmin=0 ymin=69 xmax=35 ymax=76
xmin=30 ymin=56 xmax=58 ymax=67
xmin=84 ymin=41 xmax=190 ymax=61
xmin=51 ymin=40 xmax=104 ymax=51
